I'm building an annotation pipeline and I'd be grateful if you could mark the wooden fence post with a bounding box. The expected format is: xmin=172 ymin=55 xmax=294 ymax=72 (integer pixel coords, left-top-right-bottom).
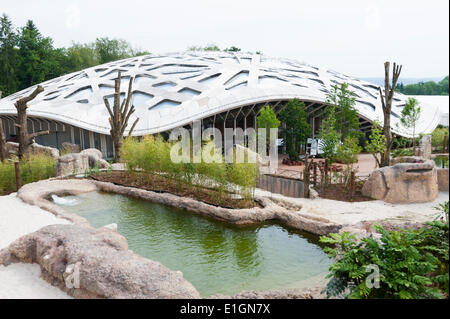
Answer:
xmin=14 ymin=161 xmax=22 ymax=191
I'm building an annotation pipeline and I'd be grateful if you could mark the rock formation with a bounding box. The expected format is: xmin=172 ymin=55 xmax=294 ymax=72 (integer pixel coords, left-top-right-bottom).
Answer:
xmin=362 ymin=158 xmax=439 ymax=203
xmin=6 ymin=141 xmax=59 ymax=159
xmin=0 ymin=224 xmax=200 ymax=299
xmin=55 ymin=148 xmax=110 ymax=177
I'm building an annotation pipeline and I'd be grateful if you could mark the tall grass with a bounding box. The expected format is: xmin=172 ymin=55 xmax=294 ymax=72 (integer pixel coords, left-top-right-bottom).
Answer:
xmin=0 ymin=154 xmax=56 ymax=195
xmin=121 ymin=136 xmax=259 ymax=203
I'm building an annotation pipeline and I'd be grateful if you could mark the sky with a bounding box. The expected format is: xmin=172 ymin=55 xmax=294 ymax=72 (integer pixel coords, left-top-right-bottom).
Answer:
xmin=1 ymin=0 xmax=449 ymax=78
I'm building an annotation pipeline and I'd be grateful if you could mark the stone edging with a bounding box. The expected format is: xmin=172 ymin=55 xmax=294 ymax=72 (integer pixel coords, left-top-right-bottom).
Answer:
xmin=17 ymin=178 xmax=342 ymax=236
xmin=10 ymin=178 xmax=337 ymax=299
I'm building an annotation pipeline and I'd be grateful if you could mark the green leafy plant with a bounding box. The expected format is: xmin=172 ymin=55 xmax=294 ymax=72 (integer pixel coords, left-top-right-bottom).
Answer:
xmin=279 ymin=99 xmax=311 ymax=161
xmin=400 ymin=97 xmax=421 ymax=153
xmin=366 ymin=120 xmax=387 ymax=167
xmin=0 ymin=153 xmax=56 ymax=195
xmin=319 ymin=106 xmax=341 ymax=165
xmin=320 ymin=202 xmax=449 ymax=299
xmin=257 ymin=105 xmax=280 ymax=155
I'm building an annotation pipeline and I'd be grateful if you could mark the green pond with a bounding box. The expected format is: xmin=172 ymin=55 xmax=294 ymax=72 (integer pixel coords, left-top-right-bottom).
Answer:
xmin=54 ymin=192 xmax=332 ymax=297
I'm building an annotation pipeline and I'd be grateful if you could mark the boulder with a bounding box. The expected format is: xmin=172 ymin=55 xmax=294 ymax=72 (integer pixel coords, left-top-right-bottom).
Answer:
xmin=56 ymin=153 xmax=89 ymax=177
xmin=6 ymin=141 xmax=59 ymax=159
xmin=418 ymin=135 xmax=432 ymax=159
xmin=437 ymin=168 xmax=449 ymax=192
xmin=362 ymin=159 xmax=439 ymax=203
xmin=62 ymin=142 xmax=81 ymax=154
xmin=0 ymin=224 xmax=200 ymax=299
xmin=80 ymin=148 xmax=109 ymax=169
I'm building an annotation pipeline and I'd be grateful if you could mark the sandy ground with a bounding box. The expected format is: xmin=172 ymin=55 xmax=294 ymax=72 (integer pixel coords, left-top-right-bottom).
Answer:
xmin=256 ymin=189 xmax=449 ymax=225
xmin=0 ymin=193 xmax=72 ymax=299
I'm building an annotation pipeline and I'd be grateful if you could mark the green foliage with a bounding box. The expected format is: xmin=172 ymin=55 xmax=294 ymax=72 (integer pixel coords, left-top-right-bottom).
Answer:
xmin=0 ymin=153 xmax=56 ymax=195
xmin=326 ymin=83 xmax=361 ymax=141
xmin=397 ymin=76 xmax=449 ymax=96
xmin=400 ymin=98 xmax=421 ymax=148
xmin=336 ymin=136 xmax=361 ymax=165
xmin=279 ymin=99 xmax=311 ymax=161
xmin=0 ymin=16 xmax=149 ymax=96
xmin=392 ymin=148 xmax=414 ymax=158
xmin=224 ymin=46 xmax=241 ymax=52
xmin=121 ymin=136 xmax=259 ymax=204
xmin=188 ymin=43 xmax=221 ymax=51
xmin=257 ymin=105 xmax=280 ymax=153
xmin=0 ymin=14 xmax=19 ymax=95
xmin=318 ymin=106 xmax=341 ymax=164
xmin=320 ymin=202 xmax=449 ymax=299
xmin=365 ymin=120 xmax=387 ymax=167
xmin=431 ymin=127 xmax=449 ymax=152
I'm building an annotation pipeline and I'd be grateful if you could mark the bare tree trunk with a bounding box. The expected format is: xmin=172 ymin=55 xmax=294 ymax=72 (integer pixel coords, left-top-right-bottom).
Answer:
xmin=0 ymin=119 xmax=6 ymax=162
xmin=104 ymin=71 xmax=139 ymax=163
xmin=379 ymin=62 xmax=402 ymax=167
xmin=14 ymin=86 xmax=49 ymax=159
xmin=0 ymin=91 xmax=7 ymax=162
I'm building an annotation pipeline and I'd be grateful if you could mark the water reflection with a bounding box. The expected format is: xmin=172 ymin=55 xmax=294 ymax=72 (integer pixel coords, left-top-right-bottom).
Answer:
xmin=57 ymin=191 xmax=331 ymax=296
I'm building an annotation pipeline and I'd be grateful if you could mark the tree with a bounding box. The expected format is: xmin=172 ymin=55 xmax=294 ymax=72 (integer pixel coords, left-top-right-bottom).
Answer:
xmin=64 ymin=42 xmax=100 ymax=73
xmin=14 ymin=85 xmax=49 ymax=159
xmin=318 ymin=105 xmax=341 ymax=165
xmin=95 ymin=37 xmax=133 ymax=64
xmin=379 ymin=62 xmax=402 ymax=167
xmin=400 ymin=97 xmax=421 ymax=154
xmin=336 ymin=136 xmax=362 ymax=186
xmin=224 ymin=46 xmax=241 ymax=52
xmin=103 ymin=72 xmax=139 ymax=163
xmin=256 ymin=105 xmax=280 ymax=153
xmin=0 ymin=91 xmax=6 ymax=161
xmin=366 ymin=120 xmax=387 ymax=168
xmin=327 ymin=83 xmax=361 ymax=142
xmin=0 ymin=14 xmax=19 ymax=96
xmin=17 ymin=20 xmax=54 ymax=89
xmin=279 ymin=99 xmax=311 ymax=161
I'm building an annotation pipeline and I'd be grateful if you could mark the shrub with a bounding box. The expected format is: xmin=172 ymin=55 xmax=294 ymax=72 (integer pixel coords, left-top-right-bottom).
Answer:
xmin=432 ymin=127 xmax=449 ymax=152
xmin=0 ymin=153 xmax=56 ymax=195
xmin=320 ymin=202 xmax=449 ymax=299
xmin=121 ymin=136 xmax=259 ymax=202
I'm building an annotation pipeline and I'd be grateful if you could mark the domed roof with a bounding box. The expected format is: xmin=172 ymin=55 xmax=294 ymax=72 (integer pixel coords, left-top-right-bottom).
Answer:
xmin=0 ymin=51 xmax=442 ymax=137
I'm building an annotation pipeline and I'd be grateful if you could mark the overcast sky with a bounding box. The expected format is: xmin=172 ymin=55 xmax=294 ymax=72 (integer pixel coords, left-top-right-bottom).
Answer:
xmin=2 ymin=0 xmax=449 ymax=78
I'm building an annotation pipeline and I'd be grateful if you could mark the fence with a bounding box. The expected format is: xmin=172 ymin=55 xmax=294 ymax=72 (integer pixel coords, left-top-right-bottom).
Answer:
xmin=258 ymin=160 xmax=366 ymax=199
xmin=257 ymin=174 xmax=304 ymax=198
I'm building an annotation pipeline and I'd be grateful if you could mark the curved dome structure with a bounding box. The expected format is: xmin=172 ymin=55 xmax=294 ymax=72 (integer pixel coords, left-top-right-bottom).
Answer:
xmin=0 ymin=51 xmax=442 ymax=157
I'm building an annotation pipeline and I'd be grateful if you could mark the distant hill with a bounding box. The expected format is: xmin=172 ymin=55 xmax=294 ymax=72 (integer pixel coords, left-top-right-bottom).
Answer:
xmin=361 ymin=77 xmax=444 ymax=86
xmin=361 ymin=76 xmax=449 ymax=96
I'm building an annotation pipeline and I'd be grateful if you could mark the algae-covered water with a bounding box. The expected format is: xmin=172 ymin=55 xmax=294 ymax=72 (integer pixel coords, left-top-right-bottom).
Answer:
xmin=55 ymin=191 xmax=332 ymax=297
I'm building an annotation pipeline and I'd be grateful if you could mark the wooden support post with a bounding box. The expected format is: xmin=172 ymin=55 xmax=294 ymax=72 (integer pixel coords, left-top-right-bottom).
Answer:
xmin=14 ymin=161 xmax=22 ymax=191
xmin=313 ymin=162 xmax=317 ymax=187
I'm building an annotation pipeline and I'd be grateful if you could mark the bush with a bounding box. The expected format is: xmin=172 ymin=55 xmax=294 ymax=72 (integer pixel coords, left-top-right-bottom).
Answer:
xmin=0 ymin=154 xmax=56 ymax=195
xmin=432 ymin=127 xmax=449 ymax=152
xmin=320 ymin=202 xmax=449 ymax=299
xmin=121 ymin=136 xmax=259 ymax=203
xmin=392 ymin=148 xmax=415 ymax=158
